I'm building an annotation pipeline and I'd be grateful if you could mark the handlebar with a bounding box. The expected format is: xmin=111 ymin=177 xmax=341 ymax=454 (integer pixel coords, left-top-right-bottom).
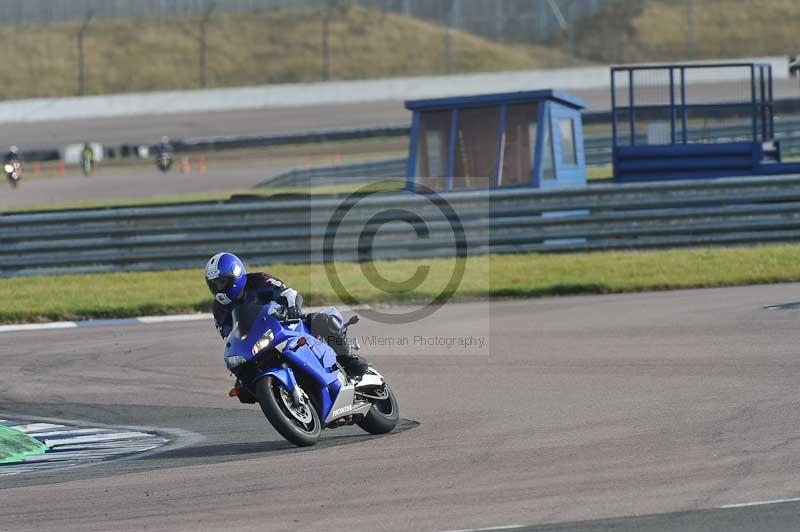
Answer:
xmin=270 ymin=306 xmax=306 ymax=323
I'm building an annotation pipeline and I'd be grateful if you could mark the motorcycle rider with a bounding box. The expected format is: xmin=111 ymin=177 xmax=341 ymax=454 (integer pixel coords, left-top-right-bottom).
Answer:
xmin=4 ymin=146 xmax=22 ymax=186
xmin=205 ymin=252 xmax=370 ymax=386
xmin=155 ymin=136 xmax=174 ymax=171
xmin=156 ymin=136 xmax=174 ymax=158
xmin=81 ymin=142 xmax=94 ymax=173
xmin=4 ymin=145 xmax=22 ymax=166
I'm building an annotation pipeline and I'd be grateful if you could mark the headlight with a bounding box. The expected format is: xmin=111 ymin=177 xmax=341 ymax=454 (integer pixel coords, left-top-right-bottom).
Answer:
xmin=4 ymin=164 xmax=13 ymax=172
xmin=225 ymin=355 xmax=247 ymax=369
xmin=251 ymin=330 xmax=274 ymax=356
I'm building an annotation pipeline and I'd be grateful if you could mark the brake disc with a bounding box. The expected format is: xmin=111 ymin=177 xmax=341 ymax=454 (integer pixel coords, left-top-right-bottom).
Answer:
xmin=279 ymin=386 xmax=313 ymax=424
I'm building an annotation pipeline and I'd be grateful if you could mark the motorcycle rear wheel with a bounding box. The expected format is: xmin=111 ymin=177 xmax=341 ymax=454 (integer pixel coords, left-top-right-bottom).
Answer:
xmin=256 ymin=376 xmax=321 ymax=447
xmin=357 ymin=383 xmax=399 ymax=435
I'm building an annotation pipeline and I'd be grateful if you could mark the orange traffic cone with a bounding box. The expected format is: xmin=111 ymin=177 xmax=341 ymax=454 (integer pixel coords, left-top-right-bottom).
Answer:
xmin=198 ymin=156 xmax=207 ymax=174
xmin=180 ymin=157 xmax=191 ymax=174
xmin=56 ymin=160 xmax=65 ymax=176
xmin=32 ymin=162 xmax=40 ymax=176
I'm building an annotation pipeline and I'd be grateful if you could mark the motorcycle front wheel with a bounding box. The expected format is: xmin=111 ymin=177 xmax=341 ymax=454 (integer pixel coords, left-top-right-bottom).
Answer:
xmin=255 ymin=376 xmax=320 ymax=447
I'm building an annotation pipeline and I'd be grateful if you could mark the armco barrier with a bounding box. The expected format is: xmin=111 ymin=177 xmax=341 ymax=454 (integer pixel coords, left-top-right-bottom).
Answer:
xmin=174 ymin=125 xmax=409 ymax=153
xmin=261 ymin=158 xmax=407 ymax=187
xmin=3 ymin=174 xmax=800 ymax=277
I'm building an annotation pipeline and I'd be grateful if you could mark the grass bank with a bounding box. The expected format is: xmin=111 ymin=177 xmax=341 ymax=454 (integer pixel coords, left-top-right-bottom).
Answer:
xmin=5 ymin=180 xmax=405 ymax=214
xmin=2 ymin=1 xmax=796 ymax=99
xmin=3 ymin=245 xmax=800 ymax=324
xmin=573 ymin=0 xmax=798 ymax=63
xmin=0 ymin=6 xmax=574 ymax=99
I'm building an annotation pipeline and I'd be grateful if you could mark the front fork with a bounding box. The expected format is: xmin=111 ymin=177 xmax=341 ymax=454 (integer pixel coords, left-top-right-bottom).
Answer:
xmin=248 ymin=364 xmax=303 ymax=406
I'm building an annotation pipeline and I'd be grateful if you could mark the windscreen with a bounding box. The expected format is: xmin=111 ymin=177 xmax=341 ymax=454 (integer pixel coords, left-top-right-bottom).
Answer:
xmin=232 ymin=302 xmax=264 ymax=338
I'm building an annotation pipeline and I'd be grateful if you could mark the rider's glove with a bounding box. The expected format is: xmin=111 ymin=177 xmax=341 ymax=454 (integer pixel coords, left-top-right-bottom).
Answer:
xmin=287 ymin=306 xmax=303 ymax=320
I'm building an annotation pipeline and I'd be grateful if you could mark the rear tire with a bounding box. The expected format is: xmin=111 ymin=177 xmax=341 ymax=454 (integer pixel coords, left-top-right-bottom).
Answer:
xmin=357 ymin=383 xmax=399 ymax=435
xmin=256 ymin=376 xmax=320 ymax=447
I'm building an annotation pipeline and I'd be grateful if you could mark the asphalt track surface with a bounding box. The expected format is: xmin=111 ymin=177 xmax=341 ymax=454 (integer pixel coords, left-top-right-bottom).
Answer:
xmin=0 ymin=161 xmax=295 ymax=211
xmin=2 ymin=79 xmax=798 ymax=150
xmin=0 ymin=78 xmax=797 ymax=209
xmin=3 ymin=285 xmax=800 ymax=531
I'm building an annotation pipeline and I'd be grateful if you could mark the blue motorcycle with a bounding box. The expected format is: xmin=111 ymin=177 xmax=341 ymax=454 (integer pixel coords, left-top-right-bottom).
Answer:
xmin=224 ymin=302 xmax=399 ymax=447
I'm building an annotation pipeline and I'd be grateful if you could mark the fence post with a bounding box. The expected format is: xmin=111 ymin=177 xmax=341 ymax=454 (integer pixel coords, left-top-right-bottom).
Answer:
xmin=322 ymin=4 xmax=331 ymax=81
xmin=77 ymin=11 xmax=93 ymax=96
xmin=199 ymin=3 xmax=216 ymax=88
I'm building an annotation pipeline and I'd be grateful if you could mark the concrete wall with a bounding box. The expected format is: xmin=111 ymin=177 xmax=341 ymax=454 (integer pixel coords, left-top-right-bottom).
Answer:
xmin=0 ymin=57 xmax=786 ymax=126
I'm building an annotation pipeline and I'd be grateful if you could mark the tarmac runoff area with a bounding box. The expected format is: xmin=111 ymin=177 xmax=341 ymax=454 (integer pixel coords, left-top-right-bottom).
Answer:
xmin=3 ymin=285 xmax=800 ymax=531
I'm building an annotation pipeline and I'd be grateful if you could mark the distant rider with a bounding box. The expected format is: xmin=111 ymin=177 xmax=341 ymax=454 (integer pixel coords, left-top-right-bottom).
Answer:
xmin=4 ymin=145 xmax=22 ymax=166
xmin=156 ymin=136 xmax=174 ymax=158
xmin=81 ymin=143 xmax=94 ymax=170
xmin=205 ymin=252 xmax=370 ymax=385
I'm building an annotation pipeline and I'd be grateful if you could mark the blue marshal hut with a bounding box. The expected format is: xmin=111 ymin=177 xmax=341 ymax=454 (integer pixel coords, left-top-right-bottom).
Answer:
xmin=404 ymin=90 xmax=587 ymax=192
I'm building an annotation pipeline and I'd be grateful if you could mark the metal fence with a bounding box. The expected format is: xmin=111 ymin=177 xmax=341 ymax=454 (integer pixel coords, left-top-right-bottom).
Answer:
xmin=0 ymin=0 xmax=604 ymax=43
xmin=3 ymin=174 xmax=800 ymax=277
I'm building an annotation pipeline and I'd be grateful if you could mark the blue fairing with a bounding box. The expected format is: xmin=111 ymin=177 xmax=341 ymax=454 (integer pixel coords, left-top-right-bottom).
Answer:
xmin=253 ymin=367 xmax=296 ymax=391
xmin=224 ymin=301 xmax=343 ymax=421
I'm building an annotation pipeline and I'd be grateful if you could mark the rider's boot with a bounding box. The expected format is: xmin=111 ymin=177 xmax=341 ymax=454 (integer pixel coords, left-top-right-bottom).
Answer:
xmin=336 ymin=343 xmax=369 ymax=379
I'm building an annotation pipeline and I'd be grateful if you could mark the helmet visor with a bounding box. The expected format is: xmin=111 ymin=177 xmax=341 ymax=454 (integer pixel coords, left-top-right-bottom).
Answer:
xmin=206 ymin=274 xmax=235 ymax=295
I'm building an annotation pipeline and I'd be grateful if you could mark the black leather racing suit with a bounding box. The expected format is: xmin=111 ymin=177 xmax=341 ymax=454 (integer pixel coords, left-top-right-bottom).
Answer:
xmin=213 ymin=272 xmax=368 ymax=376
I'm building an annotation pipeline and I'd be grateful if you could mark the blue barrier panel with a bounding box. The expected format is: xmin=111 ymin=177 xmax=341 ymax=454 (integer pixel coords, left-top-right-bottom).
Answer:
xmin=609 ymin=62 xmax=800 ymax=182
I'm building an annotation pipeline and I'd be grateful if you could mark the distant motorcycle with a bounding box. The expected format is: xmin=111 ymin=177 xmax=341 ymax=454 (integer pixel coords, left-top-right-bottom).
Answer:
xmin=4 ymin=159 xmax=22 ymax=188
xmin=156 ymin=151 xmax=173 ymax=172
xmin=81 ymin=154 xmax=94 ymax=176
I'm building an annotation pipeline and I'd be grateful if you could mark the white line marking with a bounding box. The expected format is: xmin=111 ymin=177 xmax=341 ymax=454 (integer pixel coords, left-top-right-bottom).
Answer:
xmin=720 ymin=497 xmax=800 ymax=509
xmin=135 ymin=313 xmax=212 ymax=324
xmin=437 ymin=526 xmax=526 ymax=532
xmin=0 ymin=306 xmax=364 ymax=334
xmin=10 ymin=423 xmax=65 ymax=433
xmin=29 ymin=428 xmax=114 ymax=437
xmin=0 ymin=417 xmax=176 ymax=475
xmin=0 ymin=322 xmax=79 ymax=333
xmin=44 ymin=431 xmax=153 ymax=447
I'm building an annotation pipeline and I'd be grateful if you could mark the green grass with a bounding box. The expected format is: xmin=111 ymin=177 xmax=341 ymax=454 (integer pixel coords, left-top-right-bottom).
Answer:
xmin=574 ymin=0 xmax=800 ymax=63
xmin=6 ymin=167 xmax=610 ymax=213
xmin=0 ymin=6 xmax=577 ymax=100
xmin=5 ymin=180 xmax=406 ymax=214
xmin=586 ymin=166 xmax=613 ymax=181
xmin=1 ymin=1 xmax=795 ymax=100
xmin=4 ymin=245 xmax=800 ymax=324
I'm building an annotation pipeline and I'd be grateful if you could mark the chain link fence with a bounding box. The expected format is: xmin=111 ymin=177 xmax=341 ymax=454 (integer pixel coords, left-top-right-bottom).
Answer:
xmin=0 ymin=0 xmax=604 ymax=43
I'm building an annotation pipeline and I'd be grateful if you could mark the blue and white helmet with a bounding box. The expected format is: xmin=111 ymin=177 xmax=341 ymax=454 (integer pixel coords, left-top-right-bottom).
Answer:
xmin=205 ymin=252 xmax=246 ymax=305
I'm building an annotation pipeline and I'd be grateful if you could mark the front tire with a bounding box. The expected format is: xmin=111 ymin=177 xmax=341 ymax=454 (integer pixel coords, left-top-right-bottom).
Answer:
xmin=357 ymin=383 xmax=399 ymax=434
xmin=256 ymin=376 xmax=320 ymax=447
